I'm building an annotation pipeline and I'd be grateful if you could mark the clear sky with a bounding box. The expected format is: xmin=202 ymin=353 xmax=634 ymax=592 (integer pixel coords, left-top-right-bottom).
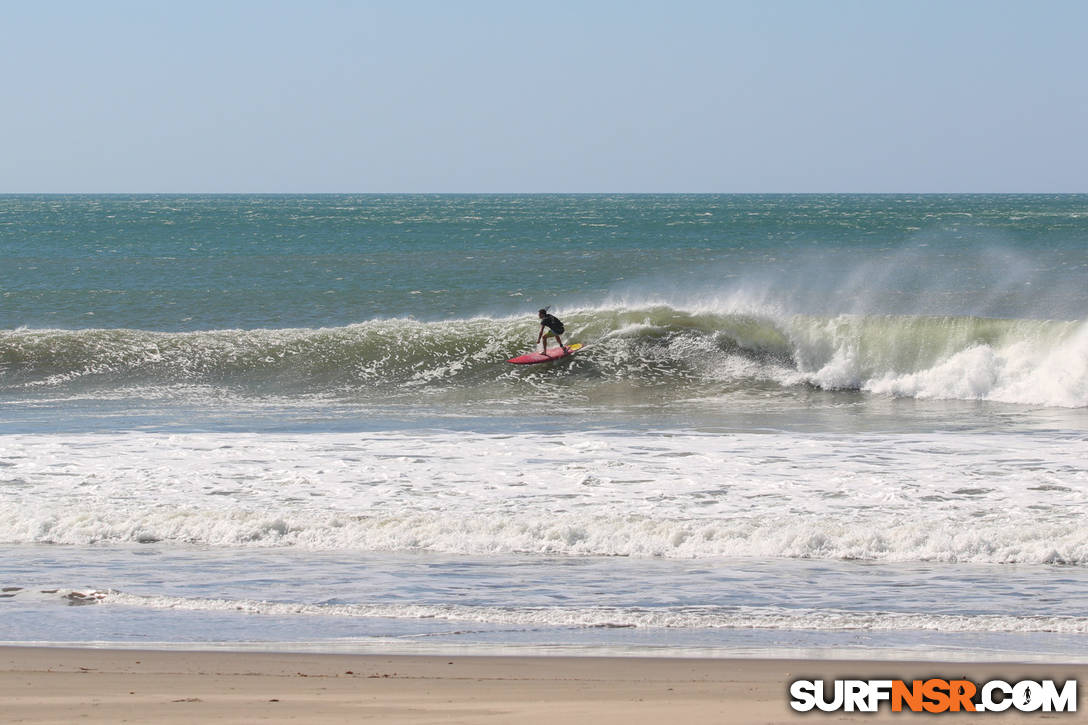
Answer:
xmin=3 ymin=0 xmax=1086 ymax=193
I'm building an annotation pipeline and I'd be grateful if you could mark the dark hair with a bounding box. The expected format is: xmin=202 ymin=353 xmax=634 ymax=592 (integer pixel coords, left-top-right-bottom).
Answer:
xmin=538 ymin=308 xmax=548 ymax=316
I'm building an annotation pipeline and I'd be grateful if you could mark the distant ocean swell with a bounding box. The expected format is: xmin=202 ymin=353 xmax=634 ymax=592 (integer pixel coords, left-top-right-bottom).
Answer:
xmin=2 ymin=305 xmax=1085 ymax=407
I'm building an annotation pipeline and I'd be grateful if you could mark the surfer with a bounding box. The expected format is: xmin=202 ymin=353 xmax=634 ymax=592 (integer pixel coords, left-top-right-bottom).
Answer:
xmin=537 ymin=308 xmax=567 ymax=354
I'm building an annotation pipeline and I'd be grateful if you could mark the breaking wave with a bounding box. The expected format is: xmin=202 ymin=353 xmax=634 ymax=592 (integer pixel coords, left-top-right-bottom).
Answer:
xmin=7 ymin=509 xmax=1088 ymax=566
xmin=1 ymin=305 xmax=1085 ymax=408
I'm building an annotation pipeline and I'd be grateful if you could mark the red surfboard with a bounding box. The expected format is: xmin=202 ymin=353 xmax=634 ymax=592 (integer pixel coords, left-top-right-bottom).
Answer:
xmin=507 ymin=343 xmax=583 ymax=365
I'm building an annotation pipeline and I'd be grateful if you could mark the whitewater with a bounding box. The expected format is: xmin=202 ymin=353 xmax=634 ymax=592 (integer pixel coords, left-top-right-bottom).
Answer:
xmin=3 ymin=427 xmax=1087 ymax=564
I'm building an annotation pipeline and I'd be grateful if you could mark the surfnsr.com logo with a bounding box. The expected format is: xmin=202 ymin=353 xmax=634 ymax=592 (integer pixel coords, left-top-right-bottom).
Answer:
xmin=789 ymin=678 xmax=1077 ymax=713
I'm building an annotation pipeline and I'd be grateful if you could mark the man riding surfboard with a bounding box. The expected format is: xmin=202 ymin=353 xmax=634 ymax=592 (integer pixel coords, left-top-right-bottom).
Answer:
xmin=537 ymin=308 xmax=567 ymax=355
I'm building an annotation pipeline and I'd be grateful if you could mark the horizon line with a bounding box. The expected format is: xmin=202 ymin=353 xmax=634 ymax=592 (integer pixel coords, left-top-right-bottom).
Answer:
xmin=2 ymin=190 xmax=1086 ymax=196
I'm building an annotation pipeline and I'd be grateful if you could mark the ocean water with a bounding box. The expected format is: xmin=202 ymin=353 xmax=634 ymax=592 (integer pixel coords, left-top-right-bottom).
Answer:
xmin=1 ymin=194 xmax=1086 ymax=660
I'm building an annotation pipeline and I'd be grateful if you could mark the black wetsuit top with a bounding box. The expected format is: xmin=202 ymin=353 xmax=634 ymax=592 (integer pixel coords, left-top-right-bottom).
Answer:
xmin=540 ymin=314 xmax=564 ymax=334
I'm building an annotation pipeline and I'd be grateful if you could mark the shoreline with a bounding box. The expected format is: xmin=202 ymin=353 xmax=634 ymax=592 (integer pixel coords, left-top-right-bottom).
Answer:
xmin=3 ymin=646 xmax=1086 ymax=723
xmin=4 ymin=639 xmax=1087 ymax=665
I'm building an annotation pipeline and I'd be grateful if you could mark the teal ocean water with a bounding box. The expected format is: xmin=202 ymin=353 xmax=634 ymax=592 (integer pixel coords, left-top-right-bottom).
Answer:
xmin=1 ymin=195 xmax=1086 ymax=659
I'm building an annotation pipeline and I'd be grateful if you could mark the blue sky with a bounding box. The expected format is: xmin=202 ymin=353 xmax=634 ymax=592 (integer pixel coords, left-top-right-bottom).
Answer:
xmin=3 ymin=1 xmax=1086 ymax=192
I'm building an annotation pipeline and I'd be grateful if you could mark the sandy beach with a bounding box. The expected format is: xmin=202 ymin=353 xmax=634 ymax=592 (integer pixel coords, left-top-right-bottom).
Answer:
xmin=1 ymin=647 xmax=1085 ymax=724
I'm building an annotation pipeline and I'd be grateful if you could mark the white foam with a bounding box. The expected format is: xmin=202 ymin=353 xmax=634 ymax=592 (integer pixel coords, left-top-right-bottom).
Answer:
xmin=2 ymin=429 xmax=1085 ymax=564
xmin=864 ymin=321 xmax=1088 ymax=407
xmin=86 ymin=590 xmax=1088 ymax=634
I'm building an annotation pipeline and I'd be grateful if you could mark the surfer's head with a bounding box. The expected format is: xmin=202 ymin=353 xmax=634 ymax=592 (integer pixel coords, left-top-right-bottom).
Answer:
xmin=538 ymin=308 xmax=547 ymax=318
